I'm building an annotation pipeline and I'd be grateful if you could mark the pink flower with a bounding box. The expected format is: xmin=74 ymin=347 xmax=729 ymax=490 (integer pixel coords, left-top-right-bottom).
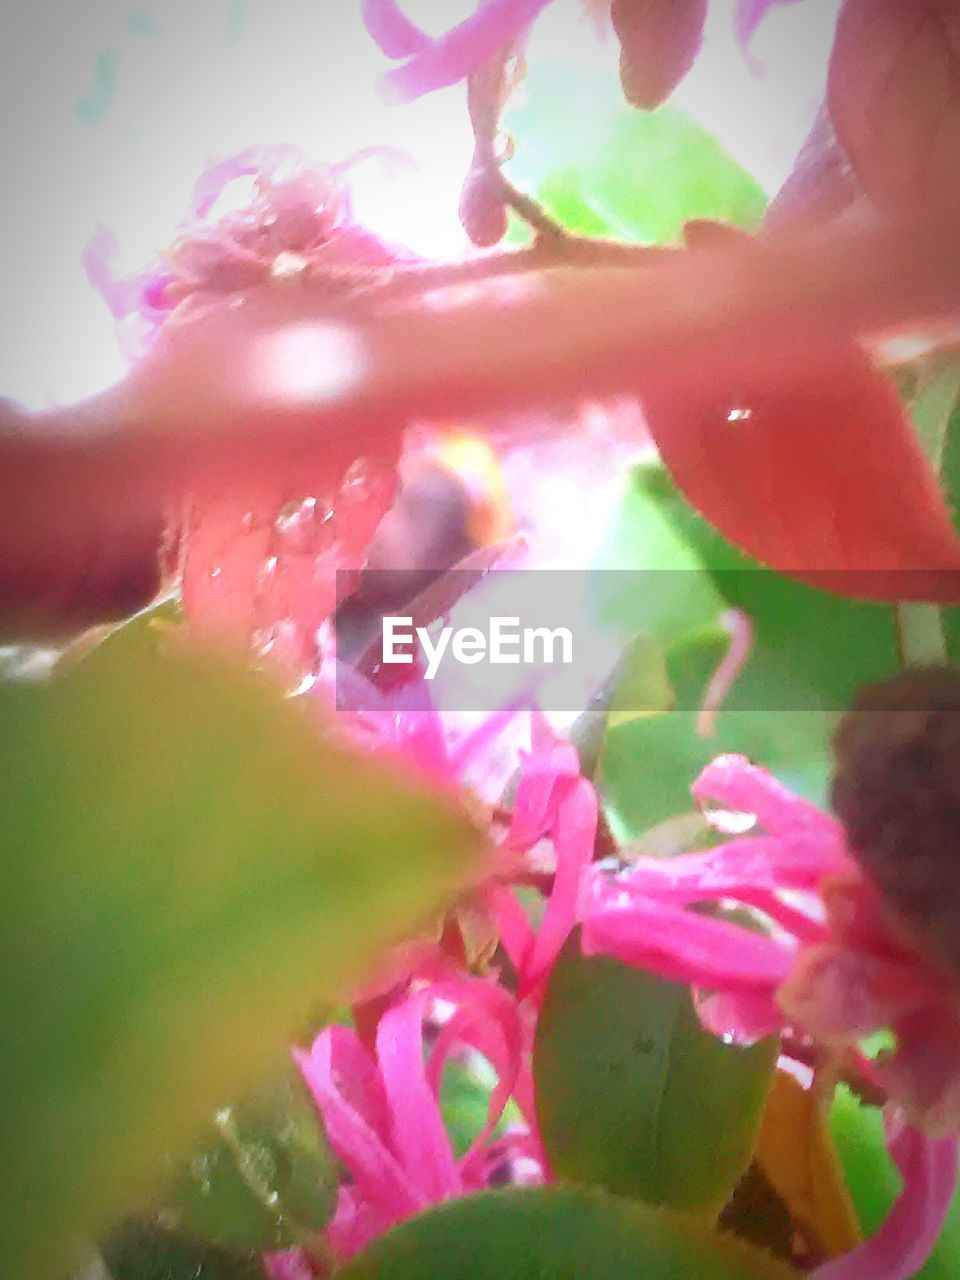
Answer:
xmin=579 ymin=752 xmax=960 ymax=1279
xmin=485 ymin=712 xmax=598 ymax=999
xmin=362 ymin=0 xmax=555 ymax=102
xmin=294 ymin=976 xmax=542 ymax=1263
xmin=85 ymin=144 xmax=405 ymax=360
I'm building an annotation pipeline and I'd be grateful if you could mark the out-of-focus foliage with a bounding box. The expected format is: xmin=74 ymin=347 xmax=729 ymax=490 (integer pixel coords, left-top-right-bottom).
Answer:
xmin=503 ymin=60 xmax=767 ymax=242
xmin=336 ymin=1186 xmax=798 ymax=1280
xmin=534 ymin=945 xmax=777 ymax=1212
xmin=0 ymin=627 xmax=479 ymax=1278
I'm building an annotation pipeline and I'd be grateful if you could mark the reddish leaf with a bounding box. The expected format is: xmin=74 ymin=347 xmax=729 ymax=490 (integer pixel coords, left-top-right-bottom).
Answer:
xmin=639 ymin=337 xmax=960 ymax=601
xmin=180 ymin=452 xmax=399 ymax=674
xmin=828 ymin=0 xmax=960 ymax=213
xmin=611 ymin=0 xmax=708 ymax=110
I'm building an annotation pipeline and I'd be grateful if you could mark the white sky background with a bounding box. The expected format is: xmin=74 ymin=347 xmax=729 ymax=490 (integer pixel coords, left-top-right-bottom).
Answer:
xmin=0 ymin=0 xmax=841 ymax=409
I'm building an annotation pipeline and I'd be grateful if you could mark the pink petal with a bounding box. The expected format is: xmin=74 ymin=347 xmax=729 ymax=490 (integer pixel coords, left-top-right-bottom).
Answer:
xmin=693 ymin=754 xmax=843 ymax=843
xmin=424 ymin=978 xmax=525 ymax=1156
xmin=697 ymin=987 xmax=786 ymax=1043
xmin=813 ymin=1116 xmax=959 ymax=1280
xmin=582 ymin=896 xmax=796 ymax=990
xmin=190 ymin=144 xmax=302 ymax=219
xmin=618 ymin=832 xmax=846 ymax=899
xmin=448 ymin=699 xmax=526 ymax=776
xmin=379 ymin=0 xmax=555 ymax=102
xmin=776 ymin=945 xmax=937 ymax=1047
xmin=375 ymin=996 xmax=462 ymax=1201
xmin=362 ymin=0 xmax=430 ymax=57
xmin=483 ymin=882 xmax=536 ymax=975
xmin=294 ymin=1033 xmax=421 ymax=1218
xmin=523 ymin=777 xmax=597 ymax=993
xmin=697 ymin=608 xmax=754 ymax=737
xmin=262 ymin=1249 xmax=313 ymax=1280
xmin=325 ymin=1184 xmax=396 ymax=1262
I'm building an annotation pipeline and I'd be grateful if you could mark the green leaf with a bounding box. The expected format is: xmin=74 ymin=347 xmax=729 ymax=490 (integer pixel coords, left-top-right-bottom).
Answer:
xmin=166 ymin=1062 xmax=339 ymax=1251
xmin=560 ymin=632 xmax=674 ymax=781
xmin=504 ymin=61 xmax=767 ymax=243
xmin=337 ymin=1186 xmax=797 ymax=1280
xmin=595 ymin=462 xmax=905 ymax=838
xmin=831 ymin=1087 xmax=960 ymax=1280
xmin=0 ymin=632 xmax=480 ymax=1279
xmin=96 ymin=1219 xmax=266 ymax=1280
xmin=533 ymin=946 xmax=777 ymax=1214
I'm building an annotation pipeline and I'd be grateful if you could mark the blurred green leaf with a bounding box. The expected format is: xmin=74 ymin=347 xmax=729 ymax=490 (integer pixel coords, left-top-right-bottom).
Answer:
xmin=559 ymin=632 xmax=674 ymax=782
xmin=0 ymin=632 xmax=480 ymax=1279
xmin=504 ymin=61 xmax=766 ymax=243
xmin=533 ymin=945 xmax=777 ymax=1214
xmin=337 ymin=1186 xmax=798 ymax=1280
xmin=166 ymin=1062 xmax=338 ymax=1251
xmin=831 ymin=1087 xmax=960 ymax=1280
xmin=595 ymin=462 xmax=905 ymax=838
xmin=96 ymin=1219 xmax=266 ymax=1280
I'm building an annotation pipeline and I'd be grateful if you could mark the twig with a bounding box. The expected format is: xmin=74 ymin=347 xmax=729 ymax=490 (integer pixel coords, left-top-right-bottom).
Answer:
xmin=308 ymin=234 xmax=675 ymax=308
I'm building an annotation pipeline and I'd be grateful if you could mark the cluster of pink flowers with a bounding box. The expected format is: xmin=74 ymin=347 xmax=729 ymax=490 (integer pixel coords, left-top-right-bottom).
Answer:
xmin=256 ymin=688 xmax=958 ymax=1279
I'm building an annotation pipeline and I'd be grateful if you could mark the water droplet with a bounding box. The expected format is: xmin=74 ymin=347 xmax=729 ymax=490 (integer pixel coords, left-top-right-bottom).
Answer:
xmin=262 ymin=554 xmax=279 ymax=576
xmin=270 ymin=250 xmax=309 ymax=280
xmin=726 ymin=406 xmax=753 ymax=424
xmin=700 ymin=805 xmax=757 ymax=835
xmin=250 ymin=625 xmax=279 ymax=659
xmin=209 ymin=565 xmax=222 ymax=579
xmin=240 ymin=510 xmax=256 ymax=531
xmin=273 ymin=495 xmax=335 ymax=553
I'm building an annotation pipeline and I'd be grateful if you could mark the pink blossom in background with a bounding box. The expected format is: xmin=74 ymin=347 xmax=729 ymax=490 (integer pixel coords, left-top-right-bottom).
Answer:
xmin=295 ymin=976 xmax=542 ymax=1262
xmin=83 ymin=144 xmax=408 ymax=362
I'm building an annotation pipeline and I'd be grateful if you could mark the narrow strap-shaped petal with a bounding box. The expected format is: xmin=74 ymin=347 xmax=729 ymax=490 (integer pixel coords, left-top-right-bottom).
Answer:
xmin=617 ymin=831 xmax=847 ymax=899
xmin=190 ymin=144 xmax=301 ymax=219
xmin=380 ymin=0 xmax=555 ymax=101
xmin=582 ymin=896 xmax=796 ymax=990
xmin=361 ymin=0 xmax=431 ymax=58
xmin=425 ymin=981 xmax=524 ymax=1158
xmin=376 ymin=995 xmax=462 ymax=1201
xmin=294 ymin=1036 xmax=422 ymax=1217
xmin=812 ymin=1117 xmax=959 ymax=1280
xmin=693 ymin=754 xmax=842 ymax=841
xmin=523 ymin=778 xmax=597 ymax=993
xmin=483 ymin=881 xmax=536 ymax=975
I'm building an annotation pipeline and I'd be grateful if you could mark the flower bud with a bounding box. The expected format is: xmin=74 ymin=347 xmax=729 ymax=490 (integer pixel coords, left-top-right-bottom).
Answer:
xmin=611 ymin=0 xmax=708 ymax=110
xmin=459 ymin=164 xmax=508 ymax=249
